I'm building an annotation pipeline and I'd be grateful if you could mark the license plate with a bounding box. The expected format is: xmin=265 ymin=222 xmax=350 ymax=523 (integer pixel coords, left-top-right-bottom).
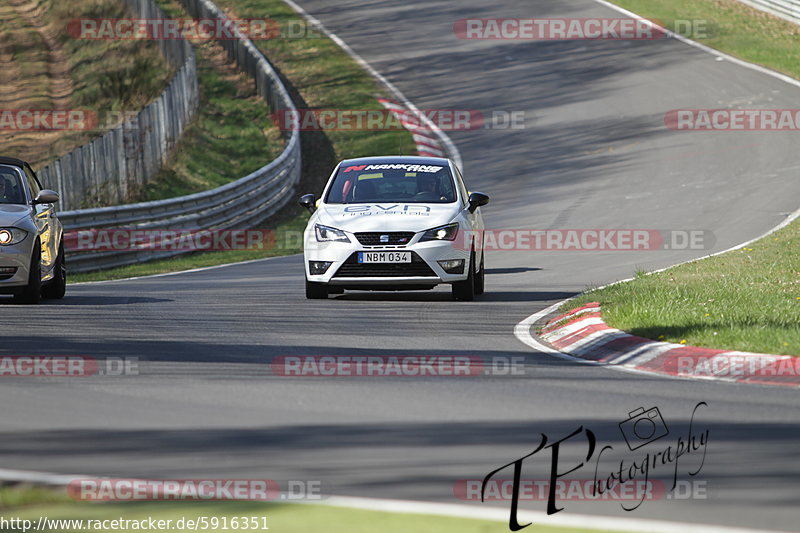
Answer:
xmin=358 ymin=251 xmax=411 ymax=264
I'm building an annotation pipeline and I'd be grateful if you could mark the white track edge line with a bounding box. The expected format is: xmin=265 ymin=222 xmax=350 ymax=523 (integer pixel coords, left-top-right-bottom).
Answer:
xmin=591 ymin=0 xmax=800 ymax=90
xmin=29 ymin=4 xmax=795 ymax=532
xmin=0 ymin=468 xmax=781 ymax=533
xmin=69 ymin=254 xmax=295 ymax=285
xmin=74 ymin=0 xmax=463 ymax=286
xmin=281 ymin=0 xmax=463 ymax=170
xmin=315 ymin=495 xmax=787 ymax=533
xmin=515 ymin=0 xmax=800 ymax=381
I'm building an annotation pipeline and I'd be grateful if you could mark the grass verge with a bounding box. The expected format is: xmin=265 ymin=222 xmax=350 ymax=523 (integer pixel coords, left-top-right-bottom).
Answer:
xmin=556 ymin=0 xmax=800 ymax=356
xmin=1 ymin=488 xmax=619 ymax=533
xmin=614 ymin=0 xmax=800 ymax=79
xmin=69 ymin=203 xmax=309 ymax=283
xmin=0 ymin=0 xmax=172 ymax=168
xmin=142 ymin=42 xmax=284 ymax=200
xmin=567 ymin=219 xmax=800 ymax=355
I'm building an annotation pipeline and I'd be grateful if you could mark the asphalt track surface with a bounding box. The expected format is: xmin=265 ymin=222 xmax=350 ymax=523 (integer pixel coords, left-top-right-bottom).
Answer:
xmin=2 ymin=0 xmax=800 ymax=530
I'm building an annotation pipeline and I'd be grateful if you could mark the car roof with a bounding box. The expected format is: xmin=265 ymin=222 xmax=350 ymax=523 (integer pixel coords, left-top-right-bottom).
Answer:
xmin=337 ymin=155 xmax=450 ymax=167
xmin=0 ymin=157 xmax=26 ymax=168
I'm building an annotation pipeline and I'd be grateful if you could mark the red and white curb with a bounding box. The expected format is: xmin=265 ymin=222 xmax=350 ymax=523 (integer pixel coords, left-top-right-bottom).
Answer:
xmin=283 ymin=0 xmax=461 ymax=167
xmin=537 ymin=302 xmax=800 ymax=388
xmin=377 ymin=98 xmax=446 ymax=158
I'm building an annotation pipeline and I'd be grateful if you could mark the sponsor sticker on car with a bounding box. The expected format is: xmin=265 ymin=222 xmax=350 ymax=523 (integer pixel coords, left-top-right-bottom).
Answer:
xmin=343 ymin=164 xmax=443 ymax=173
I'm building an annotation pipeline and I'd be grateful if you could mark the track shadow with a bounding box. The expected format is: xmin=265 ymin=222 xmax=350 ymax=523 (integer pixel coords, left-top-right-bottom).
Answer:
xmin=487 ymin=267 xmax=543 ymax=274
xmin=0 ymin=295 xmax=172 ymax=306
xmin=335 ymin=289 xmax=573 ymax=303
xmin=1 ymin=414 xmax=798 ymax=510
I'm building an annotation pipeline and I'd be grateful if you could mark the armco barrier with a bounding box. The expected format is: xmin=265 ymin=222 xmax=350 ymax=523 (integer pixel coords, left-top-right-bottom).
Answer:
xmin=37 ymin=0 xmax=199 ymax=211
xmin=60 ymin=0 xmax=301 ymax=273
xmin=736 ymin=0 xmax=800 ymax=24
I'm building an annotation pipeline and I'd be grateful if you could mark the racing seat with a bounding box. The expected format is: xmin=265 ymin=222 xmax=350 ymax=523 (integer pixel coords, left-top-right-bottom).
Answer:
xmin=354 ymin=180 xmax=377 ymax=201
xmin=0 ymin=177 xmax=22 ymax=204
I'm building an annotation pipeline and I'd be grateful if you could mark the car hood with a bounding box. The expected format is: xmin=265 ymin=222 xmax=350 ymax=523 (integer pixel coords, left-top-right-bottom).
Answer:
xmin=316 ymin=203 xmax=461 ymax=233
xmin=0 ymin=204 xmax=32 ymax=227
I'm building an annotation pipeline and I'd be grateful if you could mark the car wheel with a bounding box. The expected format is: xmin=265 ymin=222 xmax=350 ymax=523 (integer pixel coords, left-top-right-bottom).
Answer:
xmin=452 ymin=251 xmax=476 ymax=301
xmin=42 ymin=239 xmax=66 ymax=299
xmin=474 ymin=251 xmax=485 ymax=295
xmin=14 ymin=242 xmax=41 ymax=305
xmin=306 ymin=278 xmax=329 ymax=299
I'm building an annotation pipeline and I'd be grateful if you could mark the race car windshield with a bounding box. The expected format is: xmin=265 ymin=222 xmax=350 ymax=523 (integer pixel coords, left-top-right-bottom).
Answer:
xmin=325 ymin=163 xmax=457 ymax=204
xmin=0 ymin=166 xmax=25 ymax=205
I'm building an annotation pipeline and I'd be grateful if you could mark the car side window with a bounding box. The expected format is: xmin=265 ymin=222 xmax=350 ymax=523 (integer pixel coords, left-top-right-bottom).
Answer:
xmin=22 ymin=164 xmax=41 ymax=201
xmin=0 ymin=169 xmax=23 ymax=204
xmin=454 ymin=165 xmax=469 ymax=206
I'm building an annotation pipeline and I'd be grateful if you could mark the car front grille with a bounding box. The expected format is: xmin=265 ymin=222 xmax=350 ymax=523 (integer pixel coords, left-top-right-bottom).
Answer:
xmin=354 ymin=232 xmax=415 ymax=246
xmin=333 ymin=252 xmax=437 ymax=278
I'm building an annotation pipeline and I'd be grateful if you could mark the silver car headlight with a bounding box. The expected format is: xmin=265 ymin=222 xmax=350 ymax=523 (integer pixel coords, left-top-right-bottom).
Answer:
xmin=0 ymin=228 xmax=28 ymax=246
xmin=420 ymin=223 xmax=459 ymax=242
xmin=315 ymin=224 xmax=350 ymax=243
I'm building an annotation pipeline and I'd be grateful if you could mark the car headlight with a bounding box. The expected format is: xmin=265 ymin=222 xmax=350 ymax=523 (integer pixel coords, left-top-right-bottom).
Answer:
xmin=420 ymin=223 xmax=459 ymax=242
xmin=0 ymin=228 xmax=28 ymax=246
xmin=315 ymin=224 xmax=350 ymax=243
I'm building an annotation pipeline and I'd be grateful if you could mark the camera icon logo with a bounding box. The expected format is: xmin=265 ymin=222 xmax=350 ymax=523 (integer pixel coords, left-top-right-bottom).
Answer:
xmin=619 ymin=406 xmax=669 ymax=451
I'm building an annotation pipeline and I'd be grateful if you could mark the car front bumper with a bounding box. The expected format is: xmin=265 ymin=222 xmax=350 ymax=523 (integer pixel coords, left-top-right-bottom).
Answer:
xmin=0 ymin=240 xmax=33 ymax=292
xmin=304 ymin=236 xmax=471 ymax=287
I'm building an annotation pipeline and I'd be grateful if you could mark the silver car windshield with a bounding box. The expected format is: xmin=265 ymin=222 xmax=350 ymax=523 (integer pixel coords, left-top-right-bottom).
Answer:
xmin=0 ymin=166 xmax=25 ymax=205
xmin=326 ymin=165 xmax=457 ymax=204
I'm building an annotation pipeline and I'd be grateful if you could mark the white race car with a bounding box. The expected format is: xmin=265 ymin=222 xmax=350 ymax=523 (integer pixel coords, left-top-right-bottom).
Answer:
xmin=299 ymin=156 xmax=489 ymax=300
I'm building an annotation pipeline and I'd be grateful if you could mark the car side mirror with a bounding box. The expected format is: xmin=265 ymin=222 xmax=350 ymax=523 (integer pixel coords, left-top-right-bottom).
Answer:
xmin=298 ymin=193 xmax=316 ymax=213
xmin=34 ymin=190 xmax=59 ymax=204
xmin=467 ymin=192 xmax=489 ymax=213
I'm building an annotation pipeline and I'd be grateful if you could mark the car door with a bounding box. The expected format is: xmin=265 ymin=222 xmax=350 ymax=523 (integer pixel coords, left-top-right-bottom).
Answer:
xmin=454 ymin=164 xmax=484 ymax=261
xmin=22 ymin=164 xmax=58 ymax=277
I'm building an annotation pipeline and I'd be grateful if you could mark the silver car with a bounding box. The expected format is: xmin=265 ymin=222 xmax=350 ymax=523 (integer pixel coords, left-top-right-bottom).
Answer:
xmin=0 ymin=157 xmax=66 ymax=304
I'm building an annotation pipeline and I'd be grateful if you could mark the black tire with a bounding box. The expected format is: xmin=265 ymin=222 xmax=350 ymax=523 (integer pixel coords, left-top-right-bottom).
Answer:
xmin=14 ymin=242 xmax=41 ymax=304
xmin=452 ymin=251 xmax=476 ymax=301
xmin=42 ymin=239 xmax=66 ymax=299
xmin=474 ymin=251 xmax=485 ymax=295
xmin=305 ymin=278 xmax=329 ymax=299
